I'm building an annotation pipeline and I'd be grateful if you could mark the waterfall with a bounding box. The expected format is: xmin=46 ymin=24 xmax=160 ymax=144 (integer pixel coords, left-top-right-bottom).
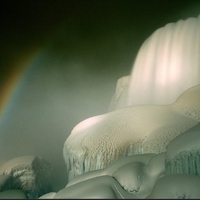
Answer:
xmin=124 ymin=15 xmax=200 ymax=107
xmin=64 ymin=15 xmax=200 ymax=182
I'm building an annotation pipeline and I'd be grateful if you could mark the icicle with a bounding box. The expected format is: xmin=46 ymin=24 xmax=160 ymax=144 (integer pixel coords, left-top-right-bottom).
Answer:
xmin=165 ymin=150 xmax=200 ymax=176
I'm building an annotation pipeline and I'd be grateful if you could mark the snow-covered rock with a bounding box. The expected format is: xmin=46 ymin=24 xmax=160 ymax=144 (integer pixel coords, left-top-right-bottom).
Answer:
xmin=0 ymin=189 xmax=28 ymax=199
xmin=0 ymin=155 xmax=35 ymax=175
xmin=39 ymin=192 xmax=56 ymax=199
xmin=146 ymin=174 xmax=200 ymax=199
xmin=0 ymin=155 xmax=53 ymax=198
xmin=165 ymin=123 xmax=200 ymax=175
xmin=0 ymin=175 xmax=9 ymax=190
xmin=64 ymin=84 xmax=200 ymax=181
xmin=66 ymin=153 xmax=155 ymax=188
xmin=54 ymin=153 xmax=165 ymax=198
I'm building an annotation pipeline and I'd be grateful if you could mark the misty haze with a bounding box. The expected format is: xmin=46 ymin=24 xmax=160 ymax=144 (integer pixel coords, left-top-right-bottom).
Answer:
xmin=0 ymin=0 xmax=200 ymax=199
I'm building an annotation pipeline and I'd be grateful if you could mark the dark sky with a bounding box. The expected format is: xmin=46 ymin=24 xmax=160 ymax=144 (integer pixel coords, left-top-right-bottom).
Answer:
xmin=1 ymin=0 xmax=200 ymax=86
xmin=0 ymin=0 xmax=200 ymax=192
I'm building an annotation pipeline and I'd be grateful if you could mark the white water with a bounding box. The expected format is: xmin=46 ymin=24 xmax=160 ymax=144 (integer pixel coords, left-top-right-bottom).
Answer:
xmin=126 ymin=15 xmax=200 ymax=106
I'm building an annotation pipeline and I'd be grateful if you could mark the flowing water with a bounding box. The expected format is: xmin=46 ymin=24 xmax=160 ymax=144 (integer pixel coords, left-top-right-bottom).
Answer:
xmin=125 ymin=15 xmax=200 ymax=106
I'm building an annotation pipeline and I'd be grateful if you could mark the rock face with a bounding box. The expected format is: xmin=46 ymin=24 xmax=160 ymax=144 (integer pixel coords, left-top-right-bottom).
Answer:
xmin=54 ymin=153 xmax=165 ymax=199
xmin=64 ymin=84 xmax=200 ymax=181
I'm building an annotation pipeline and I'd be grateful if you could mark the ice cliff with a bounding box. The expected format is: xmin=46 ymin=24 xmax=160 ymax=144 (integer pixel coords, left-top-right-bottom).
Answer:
xmin=45 ymin=123 xmax=200 ymax=198
xmin=53 ymin=153 xmax=165 ymax=199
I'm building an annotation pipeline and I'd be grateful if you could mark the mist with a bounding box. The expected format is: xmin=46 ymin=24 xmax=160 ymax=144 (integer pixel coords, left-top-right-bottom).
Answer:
xmin=0 ymin=0 xmax=200 ymax=191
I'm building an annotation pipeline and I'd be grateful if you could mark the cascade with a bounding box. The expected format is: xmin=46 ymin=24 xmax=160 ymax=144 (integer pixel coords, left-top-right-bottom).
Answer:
xmin=112 ymin=15 xmax=200 ymax=110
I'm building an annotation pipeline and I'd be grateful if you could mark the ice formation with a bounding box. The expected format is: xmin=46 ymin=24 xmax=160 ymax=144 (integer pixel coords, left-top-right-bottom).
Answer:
xmin=0 ymin=155 xmax=36 ymax=175
xmin=64 ymin=84 xmax=200 ymax=180
xmin=110 ymin=15 xmax=200 ymax=110
xmin=146 ymin=174 xmax=200 ymax=199
xmin=66 ymin=153 xmax=155 ymax=188
xmin=165 ymin=122 xmax=200 ymax=176
xmin=0 ymin=175 xmax=9 ymax=186
xmin=44 ymin=136 xmax=200 ymax=199
xmin=54 ymin=153 xmax=165 ymax=198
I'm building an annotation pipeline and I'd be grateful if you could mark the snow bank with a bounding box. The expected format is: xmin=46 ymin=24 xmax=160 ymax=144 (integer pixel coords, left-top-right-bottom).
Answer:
xmin=0 ymin=155 xmax=53 ymax=198
xmin=64 ymin=85 xmax=200 ymax=180
xmin=0 ymin=189 xmax=27 ymax=199
xmin=39 ymin=192 xmax=56 ymax=199
xmin=165 ymin=123 xmax=200 ymax=175
xmin=146 ymin=174 xmax=200 ymax=199
xmin=53 ymin=153 xmax=165 ymax=198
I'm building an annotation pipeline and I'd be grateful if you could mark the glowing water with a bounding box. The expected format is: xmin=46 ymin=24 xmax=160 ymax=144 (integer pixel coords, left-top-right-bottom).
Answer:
xmin=126 ymin=15 xmax=200 ymax=106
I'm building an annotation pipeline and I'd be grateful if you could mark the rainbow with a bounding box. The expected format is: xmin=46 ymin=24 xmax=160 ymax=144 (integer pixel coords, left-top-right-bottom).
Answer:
xmin=0 ymin=49 xmax=42 ymax=132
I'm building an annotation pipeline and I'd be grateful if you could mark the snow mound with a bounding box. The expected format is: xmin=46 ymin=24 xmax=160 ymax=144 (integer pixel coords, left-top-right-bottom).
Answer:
xmin=0 ymin=189 xmax=28 ymax=199
xmin=66 ymin=153 xmax=154 ymax=188
xmin=64 ymin=84 xmax=200 ymax=180
xmin=39 ymin=192 xmax=56 ymax=199
xmin=146 ymin=174 xmax=200 ymax=199
xmin=165 ymin=122 xmax=200 ymax=175
xmin=0 ymin=155 xmax=35 ymax=175
xmin=54 ymin=153 xmax=165 ymax=198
